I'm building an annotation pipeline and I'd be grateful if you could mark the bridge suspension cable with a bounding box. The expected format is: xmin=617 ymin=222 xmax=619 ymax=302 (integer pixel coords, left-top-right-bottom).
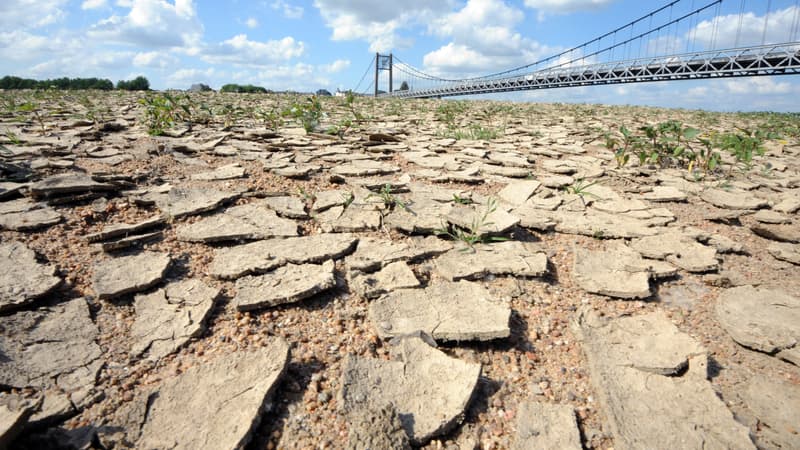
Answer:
xmin=352 ymin=55 xmax=375 ymax=95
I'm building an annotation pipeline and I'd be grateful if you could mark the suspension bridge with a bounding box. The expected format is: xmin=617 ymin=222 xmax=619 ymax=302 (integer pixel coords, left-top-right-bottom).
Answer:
xmin=351 ymin=0 xmax=800 ymax=99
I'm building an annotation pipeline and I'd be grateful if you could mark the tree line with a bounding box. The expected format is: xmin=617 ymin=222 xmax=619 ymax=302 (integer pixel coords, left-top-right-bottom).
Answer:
xmin=219 ymin=84 xmax=269 ymax=93
xmin=0 ymin=75 xmax=150 ymax=91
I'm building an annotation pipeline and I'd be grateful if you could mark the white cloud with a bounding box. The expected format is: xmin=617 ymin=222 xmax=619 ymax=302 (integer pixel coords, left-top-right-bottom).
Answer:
xmin=88 ymin=0 xmax=203 ymax=48
xmin=524 ymin=0 xmax=615 ymax=20
xmin=132 ymin=50 xmax=179 ymax=68
xmin=690 ymin=6 xmax=799 ymax=49
xmin=323 ymin=59 xmax=351 ymax=73
xmin=200 ymin=34 xmax=305 ymax=67
xmin=255 ymin=63 xmax=331 ymax=91
xmin=523 ymin=0 xmax=616 ymax=13
xmin=686 ymin=86 xmax=709 ymax=97
xmin=422 ymin=0 xmax=558 ymax=77
xmin=245 ymin=17 xmax=259 ymax=29
xmin=166 ymin=67 xmax=218 ymax=87
xmin=725 ymin=78 xmax=794 ymax=95
xmin=82 ymin=0 xmax=108 ymax=10
xmin=0 ymin=30 xmax=82 ymax=63
xmin=28 ymin=50 xmax=134 ymax=78
xmin=314 ymin=0 xmax=454 ymax=52
xmin=423 ymin=43 xmax=494 ymax=73
xmin=272 ymin=0 xmax=303 ymax=19
xmin=0 ymin=0 xmax=68 ymax=29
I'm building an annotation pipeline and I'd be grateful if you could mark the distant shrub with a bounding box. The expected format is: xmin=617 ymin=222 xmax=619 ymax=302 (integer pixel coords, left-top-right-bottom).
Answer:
xmin=399 ymin=81 xmax=410 ymax=91
xmin=0 ymin=75 xmax=113 ymax=90
xmin=220 ymin=84 xmax=269 ymax=93
xmin=116 ymin=76 xmax=150 ymax=91
xmin=316 ymin=89 xmax=332 ymax=96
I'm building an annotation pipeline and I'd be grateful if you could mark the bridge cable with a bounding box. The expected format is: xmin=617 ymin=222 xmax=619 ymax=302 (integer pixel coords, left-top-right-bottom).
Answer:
xmin=762 ymin=0 xmax=773 ymax=46
xmin=710 ymin=0 xmax=722 ymax=50
xmin=397 ymin=0 xmax=691 ymax=83
xmin=393 ymin=59 xmax=449 ymax=81
xmin=547 ymin=1 xmax=722 ymax=72
xmin=734 ymin=0 xmax=745 ymax=48
xmin=672 ymin=2 xmax=680 ymax=54
xmin=686 ymin=0 xmax=696 ymax=53
xmin=352 ymin=55 xmax=375 ymax=94
xmin=792 ymin=0 xmax=800 ymax=41
xmin=389 ymin=0 xmax=738 ymax=95
xmin=361 ymin=76 xmax=374 ymax=96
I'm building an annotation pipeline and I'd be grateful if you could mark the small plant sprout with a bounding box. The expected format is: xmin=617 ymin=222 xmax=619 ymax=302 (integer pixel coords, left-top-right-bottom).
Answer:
xmin=566 ymin=178 xmax=600 ymax=199
xmin=341 ymin=191 xmax=355 ymax=208
xmin=367 ymin=184 xmax=410 ymax=211
xmin=4 ymin=129 xmax=21 ymax=145
xmin=297 ymin=186 xmax=315 ymax=202
xmin=436 ymin=197 xmax=509 ymax=252
xmin=452 ymin=193 xmax=473 ymax=205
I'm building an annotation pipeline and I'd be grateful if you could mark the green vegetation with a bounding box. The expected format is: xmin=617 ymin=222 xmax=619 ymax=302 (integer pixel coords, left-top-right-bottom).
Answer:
xmin=116 ymin=76 xmax=150 ymax=91
xmin=435 ymin=100 xmax=502 ymax=141
xmin=452 ymin=193 xmax=473 ymax=205
xmin=284 ymin=95 xmax=323 ymax=133
xmin=436 ymin=198 xmax=509 ymax=252
xmin=138 ymin=92 xmax=192 ymax=135
xmin=450 ymin=124 xmax=500 ymax=140
xmin=253 ymin=105 xmax=283 ymax=132
xmin=565 ymin=178 xmax=601 ymax=200
xmin=220 ymin=84 xmax=269 ymax=93
xmin=367 ymin=184 xmax=410 ymax=211
xmin=0 ymin=75 xmax=113 ymax=90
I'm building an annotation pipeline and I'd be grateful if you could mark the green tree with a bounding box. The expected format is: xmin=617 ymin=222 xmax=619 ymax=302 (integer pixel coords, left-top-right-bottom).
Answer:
xmin=117 ymin=76 xmax=150 ymax=91
xmin=220 ymin=83 xmax=268 ymax=93
xmin=399 ymin=81 xmax=410 ymax=91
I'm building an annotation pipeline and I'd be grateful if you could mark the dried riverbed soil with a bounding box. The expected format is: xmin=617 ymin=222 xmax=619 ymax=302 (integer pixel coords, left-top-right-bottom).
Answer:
xmin=1 ymin=91 xmax=799 ymax=450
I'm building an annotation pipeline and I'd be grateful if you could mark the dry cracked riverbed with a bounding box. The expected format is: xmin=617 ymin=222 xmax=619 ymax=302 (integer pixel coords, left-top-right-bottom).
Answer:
xmin=1 ymin=91 xmax=799 ymax=449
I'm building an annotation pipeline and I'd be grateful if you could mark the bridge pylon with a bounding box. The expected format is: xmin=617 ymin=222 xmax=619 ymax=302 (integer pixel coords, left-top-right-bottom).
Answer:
xmin=374 ymin=53 xmax=393 ymax=97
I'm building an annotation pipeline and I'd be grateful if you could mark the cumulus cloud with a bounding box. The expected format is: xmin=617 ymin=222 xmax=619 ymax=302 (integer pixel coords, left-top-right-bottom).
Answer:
xmin=272 ymin=0 xmax=303 ymax=19
xmin=166 ymin=67 xmax=218 ymax=87
xmin=245 ymin=17 xmax=259 ymax=29
xmin=725 ymin=77 xmax=794 ymax=95
xmin=523 ymin=0 xmax=616 ymax=13
xmin=524 ymin=0 xmax=616 ymax=21
xmin=200 ymin=34 xmax=305 ymax=67
xmin=323 ymin=59 xmax=351 ymax=73
xmin=314 ymin=0 xmax=454 ymax=52
xmin=28 ymin=50 xmax=134 ymax=78
xmin=0 ymin=30 xmax=82 ymax=63
xmin=82 ymin=0 xmax=108 ymax=10
xmin=132 ymin=50 xmax=179 ymax=68
xmin=0 ymin=0 xmax=68 ymax=29
xmin=690 ymin=6 xmax=799 ymax=49
xmin=88 ymin=0 xmax=203 ymax=48
xmin=423 ymin=0 xmax=558 ymax=77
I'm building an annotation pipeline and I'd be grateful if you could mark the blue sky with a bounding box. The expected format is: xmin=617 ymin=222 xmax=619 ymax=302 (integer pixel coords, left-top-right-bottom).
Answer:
xmin=1 ymin=0 xmax=799 ymax=111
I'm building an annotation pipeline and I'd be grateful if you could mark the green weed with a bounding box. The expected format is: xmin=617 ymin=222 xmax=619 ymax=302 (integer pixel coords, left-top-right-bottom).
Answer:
xmin=436 ymin=197 xmax=508 ymax=252
xmin=284 ymin=96 xmax=323 ymax=133
xmin=138 ymin=92 xmax=192 ymax=135
xmin=367 ymin=183 xmax=409 ymax=211
xmin=566 ymin=178 xmax=600 ymax=199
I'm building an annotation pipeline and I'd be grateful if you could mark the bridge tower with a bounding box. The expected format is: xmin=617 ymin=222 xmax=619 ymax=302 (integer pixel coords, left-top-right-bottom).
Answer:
xmin=374 ymin=53 xmax=393 ymax=97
